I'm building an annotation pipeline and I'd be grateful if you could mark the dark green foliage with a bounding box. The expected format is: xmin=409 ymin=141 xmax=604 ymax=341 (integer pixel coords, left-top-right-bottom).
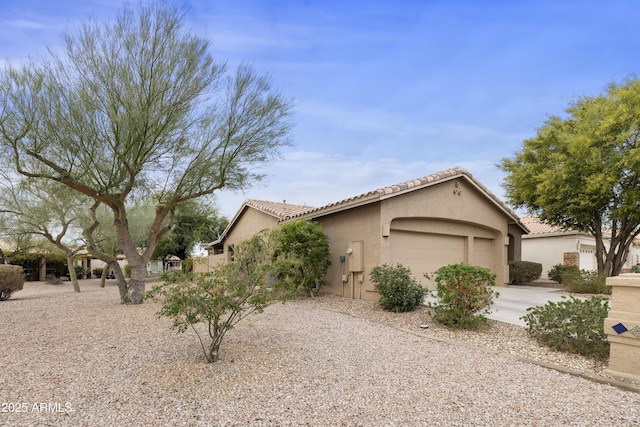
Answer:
xmin=152 ymin=200 xmax=229 ymax=261
xmin=270 ymin=220 xmax=331 ymax=296
xmin=521 ymin=296 xmax=610 ymax=360
xmin=0 ymin=264 xmax=24 ymax=300
xmin=509 ymin=260 xmax=542 ymax=284
xmin=74 ymin=265 xmax=86 ymax=279
xmin=181 ymin=257 xmax=194 ymax=273
xmin=562 ymin=269 xmax=609 ymax=294
xmin=370 ymin=264 xmax=427 ymax=313
xmin=547 ymin=264 xmax=578 ymax=284
xmin=93 ymin=268 xmax=104 ymax=277
xmin=426 ymin=263 xmax=498 ymax=329
xmin=499 ymin=78 xmax=640 ymax=277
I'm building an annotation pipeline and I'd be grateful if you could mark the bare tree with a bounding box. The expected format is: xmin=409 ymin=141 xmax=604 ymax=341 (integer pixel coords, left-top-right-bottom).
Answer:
xmin=0 ymin=3 xmax=293 ymax=303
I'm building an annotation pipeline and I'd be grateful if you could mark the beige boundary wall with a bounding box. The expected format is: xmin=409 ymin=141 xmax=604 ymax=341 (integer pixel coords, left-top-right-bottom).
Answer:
xmin=604 ymin=274 xmax=640 ymax=382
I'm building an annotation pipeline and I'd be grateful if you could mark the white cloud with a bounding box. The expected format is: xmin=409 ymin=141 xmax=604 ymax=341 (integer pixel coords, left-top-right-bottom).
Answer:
xmin=3 ymin=19 xmax=48 ymax=30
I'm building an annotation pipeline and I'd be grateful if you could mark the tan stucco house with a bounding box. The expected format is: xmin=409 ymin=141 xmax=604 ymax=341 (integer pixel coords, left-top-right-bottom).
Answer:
xmin=197 ymin=167 xmax=528 ymax=301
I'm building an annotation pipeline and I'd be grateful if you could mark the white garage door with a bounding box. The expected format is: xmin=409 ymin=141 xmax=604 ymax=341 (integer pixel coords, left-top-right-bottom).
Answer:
xmin=390 ymin=231 xmax=465 ymax=286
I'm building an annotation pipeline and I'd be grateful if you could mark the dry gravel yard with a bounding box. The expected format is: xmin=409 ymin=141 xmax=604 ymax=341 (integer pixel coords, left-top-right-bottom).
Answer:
xmin=1 ymin=280 xmax=639 ymax=426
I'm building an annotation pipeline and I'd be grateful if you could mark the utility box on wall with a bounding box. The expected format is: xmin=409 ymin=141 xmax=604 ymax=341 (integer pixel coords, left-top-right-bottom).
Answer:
xmin=348 ymin=240 xmax=364 ymax=272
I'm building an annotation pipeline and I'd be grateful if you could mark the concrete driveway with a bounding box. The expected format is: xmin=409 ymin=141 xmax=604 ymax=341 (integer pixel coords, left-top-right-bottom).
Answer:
xmin=487 ymin=285 xmax=579 ymax=326
xmin=424 ymin=284 xmax=579 ymax=327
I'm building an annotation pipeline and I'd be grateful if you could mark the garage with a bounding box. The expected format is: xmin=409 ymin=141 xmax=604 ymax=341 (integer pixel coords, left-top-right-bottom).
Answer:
xmin=222 ymin=167 xmax=529 ymax=301
xmin=390 ymin=230 xmax=466 ymax=287
xmin=473 ymin=237 xmax=494 ymax=270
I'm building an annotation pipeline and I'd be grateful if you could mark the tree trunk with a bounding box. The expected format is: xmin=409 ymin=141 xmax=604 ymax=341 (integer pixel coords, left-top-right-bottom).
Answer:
xmin=207 ymin=320 xmax=222 ymax=363
xmin=111 ymin=263 xmax=131 ymax=304
xmin=66 ymin=255 xmax=80 ymax=293
xmin=111 ymin=199 xmax=172 ymax=304
xmin=100 ymin=265 xmax=107 ymax=288
xmin=127 ymin=263 xmax=147 ymax=304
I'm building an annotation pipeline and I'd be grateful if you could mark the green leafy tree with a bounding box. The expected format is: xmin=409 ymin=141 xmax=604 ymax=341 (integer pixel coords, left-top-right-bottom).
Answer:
xmin=0 ymin=3 xmax=292 ymax=304
xmin=145 ymin=231 xmax=297 ymax=362
xmin=0 ymin=176 xmax=88 ymax=291
xmin=152 ymin=199 xmax=228 ymax=261
xmin=270 ymin=220 xmax=331 ymax=296
xmin=500 ymin=77 xmax=640 ymax=276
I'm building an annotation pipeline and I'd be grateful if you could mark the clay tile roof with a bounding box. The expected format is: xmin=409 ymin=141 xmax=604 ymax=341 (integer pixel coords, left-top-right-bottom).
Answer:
xmin=519 ymin=216 xmax=566 ymax=234
xmin=282 ymin=166 xmax=526 ymax=232
xmin=374 ymin=167 xmax=462 ymax=197
xmin=283 ymin=167 xmax=467 ymax=219
xmin=245 ymin=199 xmax=314 ymax=220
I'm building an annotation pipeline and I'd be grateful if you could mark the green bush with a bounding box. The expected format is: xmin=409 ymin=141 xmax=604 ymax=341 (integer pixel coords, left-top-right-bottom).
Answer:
xmin=0 ymin=264 xmax=25 ymax=301
xmin=548 ymin=264 xmax=579 ymax=284
xmin=509 ymin=260 xmax=542 ymax=284
xmin=181 ymin=257 xmax=194 ymax=273
xmin=93 ymin=268 xmax=104 ymax=278
xmin=425 ymin=263 xmax=498 ymax=329
xmin=562 ymin=268 xmax=609 ymax=294
xmin=631 ymin=264 xmax=640 ymax=273
xmin=270 ymin=220 xmax=331 ymax=296
xmin=74 ymin=265 xmax=86 ymax=279
xmin=124 ymin=264 xmax=131 ymax=278
xmin=521 ymin=296 xmax=610 ymax=360
xmin=370 ymin=264 xmax=426 ymax=313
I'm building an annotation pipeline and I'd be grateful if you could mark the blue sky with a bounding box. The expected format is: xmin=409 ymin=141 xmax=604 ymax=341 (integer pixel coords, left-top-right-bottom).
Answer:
xmin=2 ymin=1 xmax=639 ymax=218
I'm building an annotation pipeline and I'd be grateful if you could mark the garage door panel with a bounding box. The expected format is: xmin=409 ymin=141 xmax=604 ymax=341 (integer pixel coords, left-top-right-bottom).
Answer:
xmin=390 ymin=231 xmax=465 ymax=287
xmin=473 ymin=238 xmax=493 ymax=270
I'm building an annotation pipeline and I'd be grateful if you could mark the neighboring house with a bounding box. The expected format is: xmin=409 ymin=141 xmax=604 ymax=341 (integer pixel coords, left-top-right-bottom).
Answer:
xmin=197 ymin=199 xmax=313 ymax=270
xmin=0 ymin=238 xmax=84 ymax=281
xmin=521 ymin=216 xmax=640 ymax=279
xmin=198 ymin=167 xmax=528 ymax=301
xmin=90 ymin=254 xmax=127 ymax=276
xmin=147 ymin=255 xmax=182 ymax=274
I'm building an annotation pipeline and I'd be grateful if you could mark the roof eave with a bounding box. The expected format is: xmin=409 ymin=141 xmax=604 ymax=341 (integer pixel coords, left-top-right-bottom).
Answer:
xmin=282 ymin=193 xmax=381 ymax=222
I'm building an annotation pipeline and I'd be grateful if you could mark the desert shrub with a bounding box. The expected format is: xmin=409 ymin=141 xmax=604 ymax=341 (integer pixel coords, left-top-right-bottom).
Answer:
xmin=562 ymin=269 xmax=609 ymax=294
xmin=46 ymin=274 xmax=62 ymax=285
xmin=270 ymin=220 xmax=331 ymax=296
xmin=145 ymin=232 xmax=298 ymax=362
xmin=0 ymin=264 xmax=25 ymax=301
xmin=370 ymin=264 xmax=426 ymax=313
xmin=124 ymin=264 xmax=131 ymax=278
xmin=509 ymin=260 xmax=542 ymax=284
xmin=92 ymin=268 xmax=104 ymax=277
xmin=521 ymin=296 xmax=609 ymax=360
xmin=548 ymin=264 xmax=579 ymax=284
xmin=631 ymin=264 xmax=640 ymax=273
xmin=426 ymin=263 xmax=497 ymax=329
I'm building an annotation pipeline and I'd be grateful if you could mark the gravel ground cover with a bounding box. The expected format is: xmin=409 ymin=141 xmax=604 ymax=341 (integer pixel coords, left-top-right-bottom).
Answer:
xmin=1 ymin=280 xmax=639 ymax=426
